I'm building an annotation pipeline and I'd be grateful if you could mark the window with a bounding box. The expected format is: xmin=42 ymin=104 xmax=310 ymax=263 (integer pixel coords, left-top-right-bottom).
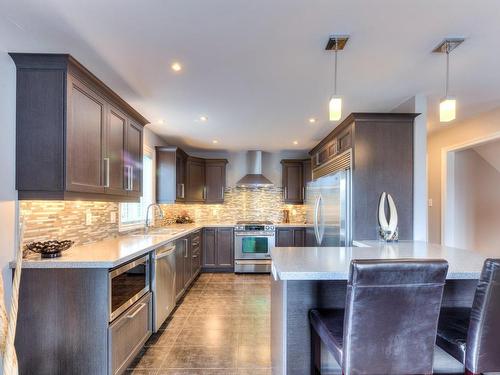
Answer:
xmin=119 ymin=147 xmax=154 ymax=231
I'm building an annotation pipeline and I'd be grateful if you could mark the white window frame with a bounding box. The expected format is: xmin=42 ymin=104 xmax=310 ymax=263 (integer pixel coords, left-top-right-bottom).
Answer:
xmin=119 ymin=145 xmax=156 ymax=232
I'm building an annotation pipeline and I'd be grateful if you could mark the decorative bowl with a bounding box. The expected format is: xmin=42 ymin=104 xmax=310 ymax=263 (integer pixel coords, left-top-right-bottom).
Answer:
xmin=25 ymin=240 xmax=74 ymax=258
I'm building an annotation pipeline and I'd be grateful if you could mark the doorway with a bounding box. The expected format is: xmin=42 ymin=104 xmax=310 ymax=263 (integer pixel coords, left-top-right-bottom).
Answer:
xmin=442 ymin=135 xmax=500 ymax=253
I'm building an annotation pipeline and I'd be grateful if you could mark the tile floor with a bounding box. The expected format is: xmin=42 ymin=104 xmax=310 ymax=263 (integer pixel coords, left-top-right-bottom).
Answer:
xmin=127 ymin=272 xmax=271 ymax=375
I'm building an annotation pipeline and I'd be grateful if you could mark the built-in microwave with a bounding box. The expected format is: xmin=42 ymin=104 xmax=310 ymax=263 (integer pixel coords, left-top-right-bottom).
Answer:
xmin=109 ymin=255 xmax=150 ymax=322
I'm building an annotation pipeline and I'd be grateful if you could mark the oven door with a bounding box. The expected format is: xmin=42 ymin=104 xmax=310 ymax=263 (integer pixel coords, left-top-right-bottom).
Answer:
xmin=234 ymin=233 xmax=275 ymax=259
xmin=109 ymin=255 xmax=150 ymax=322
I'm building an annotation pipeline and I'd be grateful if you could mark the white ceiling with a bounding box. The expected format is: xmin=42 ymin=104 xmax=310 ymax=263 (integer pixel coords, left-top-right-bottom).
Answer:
xmin=1 ymin=0 xmax=500 ymax=151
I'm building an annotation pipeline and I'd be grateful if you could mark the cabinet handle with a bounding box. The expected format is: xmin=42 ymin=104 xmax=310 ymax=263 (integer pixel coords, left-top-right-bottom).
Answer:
xmin=283 ymin=187 xmax=287 ymax=200
xmin=125 ymin=165 xmax=131 ymax=191
xmin=221 ymin=186 xmax=224 ymax=199
xmin=103 ymin=158 xmax=110 ymax=188
xmin=184 ymin=238 xmax=189 ymax=258
xmin=179 ymin=183 xmax=185 ymax=198
xmin=127 ymin=302 xmax=146 ymax=319
xmin=302 ymin=187 xmax=305 ymax=200
xmin=130 ymin=166 xmax=134 ymax=191
xmin=203 ymin=186 xmax=207 ymax=200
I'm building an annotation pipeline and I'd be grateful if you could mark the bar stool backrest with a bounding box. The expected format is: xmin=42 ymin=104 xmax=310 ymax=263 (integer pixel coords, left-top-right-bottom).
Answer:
xmin=466 ymin=258 xmax=500 ymax=374
xmin=342 ymin=259 xmax=449 ymax=375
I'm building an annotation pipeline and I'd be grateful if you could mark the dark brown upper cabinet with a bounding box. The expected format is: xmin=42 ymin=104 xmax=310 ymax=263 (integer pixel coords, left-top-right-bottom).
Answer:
xmin=302 ymin=159 xmax=312 ymax=202
xmin=156 ymin=150 xmax=228 ymax=205
xmin=125 ymin=121 xmax=143 ymax=198
xmin=156 ymin=146 xmax=188 ymax=204
xmin=10 ymin=53 xmax=148 ymax=202
xmin=281 ymin=159 xmax=310 ymax=204
xmin=186 ymin=157 xmax=206 ymax=203
xmin=205 ymin=159 xmax=228 ymax=204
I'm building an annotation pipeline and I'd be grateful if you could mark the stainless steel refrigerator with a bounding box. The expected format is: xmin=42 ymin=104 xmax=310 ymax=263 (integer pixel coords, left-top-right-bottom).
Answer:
xmin=305 ymin=169 xmax=351 ymax=246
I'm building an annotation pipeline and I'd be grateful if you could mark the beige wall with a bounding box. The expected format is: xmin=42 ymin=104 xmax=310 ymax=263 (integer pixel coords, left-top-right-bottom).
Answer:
xmin=428 ymin=107 xmax=500 ymax=244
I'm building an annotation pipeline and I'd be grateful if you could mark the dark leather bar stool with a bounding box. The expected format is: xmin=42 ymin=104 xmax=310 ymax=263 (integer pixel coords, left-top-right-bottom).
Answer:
xmin=309 ymin=259 xmax=449 ymax=375
xmin=437 ymin=258 xmax=500 ymax=375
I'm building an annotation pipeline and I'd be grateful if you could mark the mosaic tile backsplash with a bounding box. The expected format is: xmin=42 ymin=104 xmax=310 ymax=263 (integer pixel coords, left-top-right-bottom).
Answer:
xmin=20 ymin=187 xmax=306 ymax=246
xmin=158 ymin=187 xmax=306 ymax=225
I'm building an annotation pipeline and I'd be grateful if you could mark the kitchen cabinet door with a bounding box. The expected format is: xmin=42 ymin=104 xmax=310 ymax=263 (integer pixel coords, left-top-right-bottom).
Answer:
xmin=175 ymin=240 xmax=186 ymax=300
xmin=276 ymin=228 xmax=305 ymax=247
xmin=202 ymin=228 xmax=217 ymax=268
xmin=186 ymin=157 xmax=206 ymax=203
xmin=183 ymin=237 xmax=192 ymax=289
xmin=302 ymin=159 xmax=312 ymax=201
xmin=293 ymin=228 xmax=305 ymax=247
xmin=216 ymin=228 xmax=234 ymax=268
xmin=66 ymin=76 xmax=106 ymax=194
xmin=205 ymin=159 xmax=228 ymax=203
xmin=281 ymin=160 xmax=304 ymax=204
xmin=276 ymin=229 xmax=294 ymax=247
xmin=176 ymin=151 xmax=187 ymax=202
xmin=191 ymin=231 xmax=202 ymax=277
xmin=105 ymin=106 xmax=127 ymax=196
xmin=125 ymin=121 xmax=143 ymax=198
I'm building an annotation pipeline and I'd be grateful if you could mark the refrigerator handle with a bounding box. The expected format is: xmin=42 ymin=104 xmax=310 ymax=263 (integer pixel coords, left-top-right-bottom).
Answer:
xmin=318 ymin=195 xmax=325 ymax=244
xmin=314 ymin=195 xmax=321 ymax=245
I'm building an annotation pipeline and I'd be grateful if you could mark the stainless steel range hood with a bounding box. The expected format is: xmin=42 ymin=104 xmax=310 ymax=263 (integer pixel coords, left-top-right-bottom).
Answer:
xmin=236 ymin=151 xmax=273 ymax=187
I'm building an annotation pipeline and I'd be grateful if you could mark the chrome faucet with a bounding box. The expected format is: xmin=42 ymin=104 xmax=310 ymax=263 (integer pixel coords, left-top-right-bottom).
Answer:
xmin=145 ymin=203 xmax=164 ymax=233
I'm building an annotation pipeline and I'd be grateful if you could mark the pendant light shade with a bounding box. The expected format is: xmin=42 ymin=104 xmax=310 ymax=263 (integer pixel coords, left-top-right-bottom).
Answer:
xmin=433 ymin=38 xmax=464 ymax=124
xmin=326 ymin=36 xmax=349 ymax=122
xmin=439 ymin=97 xmax=456 ymax=122
xmin=329 ymin=96 xmax=342 ymax=121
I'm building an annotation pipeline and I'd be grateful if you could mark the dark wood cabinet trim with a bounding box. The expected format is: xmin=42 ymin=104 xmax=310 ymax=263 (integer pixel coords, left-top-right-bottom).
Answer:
xmin=309 ymin=113 xmax=418 ymax=156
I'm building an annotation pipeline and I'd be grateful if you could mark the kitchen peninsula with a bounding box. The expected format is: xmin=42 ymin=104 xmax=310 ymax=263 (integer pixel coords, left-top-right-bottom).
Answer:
xmin=270 ymin=241 xmax=487 ymax=375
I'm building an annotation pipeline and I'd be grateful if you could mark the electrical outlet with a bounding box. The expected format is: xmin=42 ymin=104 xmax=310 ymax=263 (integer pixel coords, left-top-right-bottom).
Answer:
xmin=110 ymin=211 xmax=117 ymax=224
xmin=85 ymin=209 xmax=92 ymax=226
xmin=428 ymin=199 xmax=433 ymax=207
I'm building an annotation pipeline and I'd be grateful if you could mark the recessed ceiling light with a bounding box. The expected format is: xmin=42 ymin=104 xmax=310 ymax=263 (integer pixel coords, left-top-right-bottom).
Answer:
xmin=308 ymin=118 xmax=316 ymax=124
xmin=157 ymin=119 xmax=164 ymax=125
xmin=212 ymin=140 xmax=218 ymax=144
xmin=171 ymin=62 xmax=182 ymax=72
xmin=199 ymin=116 xmax=208 ymax=122
xmin=293 ymin=140 xmax=299 ymax=145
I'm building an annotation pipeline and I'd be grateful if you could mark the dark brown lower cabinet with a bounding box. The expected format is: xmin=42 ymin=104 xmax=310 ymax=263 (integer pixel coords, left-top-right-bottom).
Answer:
xmin=276 ymin=227 xmax=306 ymax=247
xmin=191 ymin=230 xmax=202 ymax=277
xmin=15 ymin=267 xmax=153 ymax=375
xmin=175 ymin=232 xmax=202 ymax=302
xmin=202 ymin=227 xmax=234 ymax=271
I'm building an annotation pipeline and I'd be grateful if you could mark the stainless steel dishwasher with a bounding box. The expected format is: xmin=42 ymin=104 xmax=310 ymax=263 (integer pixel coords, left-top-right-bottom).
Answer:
xmin=152 ymin=242 xmax=176 ymax=332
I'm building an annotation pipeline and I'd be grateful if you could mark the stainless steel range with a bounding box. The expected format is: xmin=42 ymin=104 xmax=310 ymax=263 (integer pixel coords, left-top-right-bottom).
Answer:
xmin=234 ymin=220 xmax=275 ymax=273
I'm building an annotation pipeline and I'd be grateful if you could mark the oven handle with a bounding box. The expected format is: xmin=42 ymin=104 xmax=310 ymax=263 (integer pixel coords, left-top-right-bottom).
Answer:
xmin=234 ymin=233 xmax=275 ymax=237
xmin=109 ymin=255 xmax=149 ymax=279
xmin=127 ymin=302 xmax=146 ymax=319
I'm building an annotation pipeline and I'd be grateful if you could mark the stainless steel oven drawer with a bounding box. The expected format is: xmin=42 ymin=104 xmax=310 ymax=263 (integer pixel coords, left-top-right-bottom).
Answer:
xmin=109 ymin=292 xmax=152 ymax=375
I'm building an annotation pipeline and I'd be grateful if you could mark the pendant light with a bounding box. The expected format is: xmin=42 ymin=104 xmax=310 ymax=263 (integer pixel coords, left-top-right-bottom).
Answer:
xmin=433 ymin=38 xmax=464 ymax=123
xmin=326 ymin=35 xmax=349 ymax=122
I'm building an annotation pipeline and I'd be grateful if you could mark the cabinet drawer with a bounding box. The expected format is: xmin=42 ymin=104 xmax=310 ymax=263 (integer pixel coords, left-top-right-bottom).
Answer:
xmin=109 ymin=293 xmax=152 ymax=375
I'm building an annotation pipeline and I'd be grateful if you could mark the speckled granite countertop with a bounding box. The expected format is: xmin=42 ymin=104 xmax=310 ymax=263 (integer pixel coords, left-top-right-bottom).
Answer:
xmin=13 ymin=224 xmax=233 ymax=269
xmin=271 ymin=240 xmax=487 ymax=280
xmin=13 ymin=222 xmax=311 ymax=269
